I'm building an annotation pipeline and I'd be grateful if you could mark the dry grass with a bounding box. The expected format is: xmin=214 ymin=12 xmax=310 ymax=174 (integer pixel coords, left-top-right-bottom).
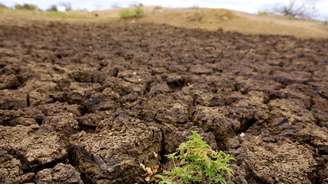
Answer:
xmin=137 ymin=7 xmax=328 ymax=39
xmin=0 ymin=7 xmax=327 ymax=39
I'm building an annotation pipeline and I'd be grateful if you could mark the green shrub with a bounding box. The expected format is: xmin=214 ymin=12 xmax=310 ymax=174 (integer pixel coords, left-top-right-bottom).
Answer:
xmin=14 ymin=3 xmax=39 ymax=11
xmin=156 ymin=131 xmax=234 ymax=184
xmin=119 ymin=6 xmax=144 ymax=19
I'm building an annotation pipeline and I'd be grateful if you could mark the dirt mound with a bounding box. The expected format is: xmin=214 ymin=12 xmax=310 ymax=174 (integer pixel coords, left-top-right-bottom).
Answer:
xmin=0 ymin=21 xmax=328 ymax=183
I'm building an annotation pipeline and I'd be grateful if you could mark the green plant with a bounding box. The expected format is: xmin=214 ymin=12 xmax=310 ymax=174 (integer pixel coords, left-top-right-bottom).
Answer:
xmin=119 ymin=6 xmax=144 ymax=19
xmin=14 ymin=3 xmax=39 ymax=11
xmin=156 ymin=131 xmax=234 ymax=184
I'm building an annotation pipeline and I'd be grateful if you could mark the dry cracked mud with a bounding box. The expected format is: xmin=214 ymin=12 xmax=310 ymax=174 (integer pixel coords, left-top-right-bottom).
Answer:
xmin=0 ymin=21 xmax=328 ymax=183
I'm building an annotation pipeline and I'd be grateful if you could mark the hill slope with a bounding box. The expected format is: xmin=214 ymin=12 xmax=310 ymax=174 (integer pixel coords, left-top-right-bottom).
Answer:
xmin=0 ymin=7 xmax=327 ymax=38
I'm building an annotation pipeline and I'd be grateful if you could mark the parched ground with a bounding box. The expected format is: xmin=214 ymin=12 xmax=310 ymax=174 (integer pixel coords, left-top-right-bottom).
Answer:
xmin=1 ymin=20 xmax=328 ymax=183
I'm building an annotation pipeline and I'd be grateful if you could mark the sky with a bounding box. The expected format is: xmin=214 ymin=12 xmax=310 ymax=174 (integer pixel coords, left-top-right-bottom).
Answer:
xmin=0 ymin=0 xmax=327 ymax=20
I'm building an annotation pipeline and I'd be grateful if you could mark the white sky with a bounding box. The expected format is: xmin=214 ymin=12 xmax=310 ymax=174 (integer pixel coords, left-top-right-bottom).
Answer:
xmin=1 ymin=0 xmax=327 ymax=20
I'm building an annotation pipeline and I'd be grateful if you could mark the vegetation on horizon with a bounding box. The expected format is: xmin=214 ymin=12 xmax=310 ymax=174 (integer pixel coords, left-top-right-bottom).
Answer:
xmin=156 ymin=131 xmax=234 ymax=184
xmin=274 ymin=0 xmax=317 ymax=19
xmin=14 ymin=3 xmax=39 ymax=11
xmin=119 ymin=6 xmax=144 ymax=19
xmin=60 ymin=2 xmax=72 ymax=11
xmin=47 ymin=5 xmax=58 ymax=12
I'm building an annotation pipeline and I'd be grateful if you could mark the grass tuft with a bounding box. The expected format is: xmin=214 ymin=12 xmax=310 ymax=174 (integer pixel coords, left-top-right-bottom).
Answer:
xmin=156 ymin=131 xmax=235 ymax=184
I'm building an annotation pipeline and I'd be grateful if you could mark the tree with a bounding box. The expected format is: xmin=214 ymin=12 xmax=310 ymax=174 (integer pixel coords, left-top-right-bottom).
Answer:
xmin=47 ymin=5 xmax=58 ymax=12
xmin=275 ymin=0 xmax=317 ymax=19
xmin=59 ymin=2 xmax=72 ymax=11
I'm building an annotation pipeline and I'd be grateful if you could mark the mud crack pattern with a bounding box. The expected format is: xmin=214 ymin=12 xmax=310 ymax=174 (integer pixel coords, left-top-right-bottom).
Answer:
xmin=1 ymin=21 xmax=328 ymax=183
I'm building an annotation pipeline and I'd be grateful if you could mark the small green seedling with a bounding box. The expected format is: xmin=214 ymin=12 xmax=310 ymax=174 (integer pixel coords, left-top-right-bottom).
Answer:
xmin=156 ymin=131 xmax=234 ymax=184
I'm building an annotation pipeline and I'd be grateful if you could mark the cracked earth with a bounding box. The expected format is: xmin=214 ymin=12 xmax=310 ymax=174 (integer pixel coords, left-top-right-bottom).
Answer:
xmin=1 ymin=21 xmax=328 ymax=183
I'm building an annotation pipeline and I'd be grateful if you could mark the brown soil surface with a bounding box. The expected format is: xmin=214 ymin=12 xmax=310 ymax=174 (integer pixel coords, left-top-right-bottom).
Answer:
xmin=1 ymin=21 xmax=328 ymax=183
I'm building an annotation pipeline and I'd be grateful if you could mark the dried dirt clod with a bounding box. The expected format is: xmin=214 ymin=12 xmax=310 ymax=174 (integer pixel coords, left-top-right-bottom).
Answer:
xmin=79 ymin=93 xmax=117 ymax=115
xmin=35 ymin=163 xmax=83 ymax=184
xmin=0 ymin=109 xmax=44 ymax=127
xmin=240 ymin=136 xmax=317 ymax=183
xmin=76 ymin=112 xmax=108 ymax=131
xmin=0 ymin=125 xmax=67 ymax=168
xmin=296 ymin=125 xmax=328 ymax=154
xmin=192 ymin=105 xmax=240 ymax=139
xmin=0 ymin=74 xmax=21 ymax=90
xmin=0 ymin=65 xmax=32 ymax=90
xmin=0 ymin=92 xmax=28 ymax=110
xmin=0 ymin=110 xmax=23 ymax=126
xmin=69 ymin=119 xmax=162 ymax=183
xmin=42 ymin=113 xmax=79 ymax=134
xmin=0 ymin=149 xmax=34 ymax=183
xmin=142 ymin=94 xmax=190 ymax=124
xmin=70 ymin=70 xmax=105 ymax=83
xmin=269 ymin=99 xmax=315 ymax=125
xmin=36 ymin=102 xmax=81 ymax=117
xmin=318 ymin=162 xmax=328 ymax=183
xmin=272 ymin=70 xmax=311 ymax=85
xmin=48 ymin=91 xmax=83 ymax=104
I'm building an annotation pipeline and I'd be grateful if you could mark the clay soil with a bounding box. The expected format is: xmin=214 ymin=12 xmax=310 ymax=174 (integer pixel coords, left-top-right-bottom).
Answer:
xmin=1 ymin=21 xmax=328 ymax=183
